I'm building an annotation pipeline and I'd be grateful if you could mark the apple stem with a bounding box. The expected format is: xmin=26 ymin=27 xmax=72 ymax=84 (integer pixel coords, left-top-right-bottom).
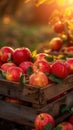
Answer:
xmin=40 ymin=115 xmax=44 ymax=120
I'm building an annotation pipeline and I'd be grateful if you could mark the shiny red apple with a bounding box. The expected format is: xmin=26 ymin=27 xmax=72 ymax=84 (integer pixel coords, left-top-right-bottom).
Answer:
xmin=34 ymin=113 xmax=55 ymax=130
xmin=1 ymin=62 xmax=16 ymax=72
xmin=0 ymin=46 xmax=14 ymax=62
xmin=51 ymin=61 xmax=69 ymax=79
xmin=35 ymin=53 xmax=48 ymax=61
xmin=13 ymin=47 xmax=32 ymax=65
xmin=29 ymin=72 xmax=49 ymax=87
xmin=6 ymin=66 xmax=24 ymax=82
xmin=19 ymin=61 xmax=33 ymax=75
xmin=33 ymin=60 xmax=51 ymax=73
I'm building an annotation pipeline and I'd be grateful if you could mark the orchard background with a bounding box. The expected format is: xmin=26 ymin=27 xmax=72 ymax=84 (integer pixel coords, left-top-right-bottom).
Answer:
xmin=1 ymin=0 xmax=73 ymax=51
xmin=0 ymin=0 xmax=73 ymax=130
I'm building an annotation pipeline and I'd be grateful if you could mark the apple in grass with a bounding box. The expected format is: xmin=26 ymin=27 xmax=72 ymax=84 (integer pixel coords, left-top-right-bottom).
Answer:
xmin=51 ymin=61 xmax=69 ymax=79
xmin=57 ymin=122 xmax=73 ymax=130
xmin=33 ymin=60 xmax=51 ymax=74
xmin=53 ymin=21 xmax=65 ymax=34
xmin=49 ymin=37 xmax=63 ymax=51
xmin=0 ymin=46 xmax=14 ymax=63
xmin=29 ymin=71 xmax=50 ymax=87
xmin=5 ymin=66 xmax=24 ymax=82
xmin=34 ymin=113 xmax=55 ymax=130
xmin=13 ymin=47 xmax=32 ymax=65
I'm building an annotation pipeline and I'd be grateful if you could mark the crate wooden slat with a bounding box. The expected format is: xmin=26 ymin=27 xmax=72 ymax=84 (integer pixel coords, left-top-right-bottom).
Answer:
xmin=0 ymin=100 xmax=36 ymax=127
xmin=0 ymin=74 xmax=73 ymax=107
xmin=0 ymin=91 xmax=73 ymax=126
xmin=0 ymin=74 xmax=73 ymax=127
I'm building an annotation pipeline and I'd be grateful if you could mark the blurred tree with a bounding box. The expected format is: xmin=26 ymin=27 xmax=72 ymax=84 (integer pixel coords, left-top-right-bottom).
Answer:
xmin=0 ymin=0 xmax=24 ymax=17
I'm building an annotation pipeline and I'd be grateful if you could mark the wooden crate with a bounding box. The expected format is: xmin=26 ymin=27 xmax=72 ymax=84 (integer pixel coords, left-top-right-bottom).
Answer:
xmin=0 ymin=74 xmax=73 ymax=107
xmin=0 ymin=74 xmax=73 ymax=127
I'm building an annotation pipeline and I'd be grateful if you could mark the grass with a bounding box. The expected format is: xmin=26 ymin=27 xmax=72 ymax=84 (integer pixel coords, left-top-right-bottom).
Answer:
xmin=0 ymin=19 xmax=56 ymax=51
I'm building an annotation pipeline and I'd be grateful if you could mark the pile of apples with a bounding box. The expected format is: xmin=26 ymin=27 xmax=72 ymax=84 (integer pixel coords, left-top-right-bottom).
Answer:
xmin=32 ymin=113 xmax=73 ymax=130
xmin=0 ymin=46 xmax=73 ymax=87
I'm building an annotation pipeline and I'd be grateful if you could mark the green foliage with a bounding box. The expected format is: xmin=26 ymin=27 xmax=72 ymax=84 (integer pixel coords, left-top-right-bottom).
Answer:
xmin=54 ymin=126 xmax=62 ymax=130
xmin=49 ymin=74 xmax=62 ymax=83
xmin=44 ymin=123 xmax=52 ymax=130
xmin=26 ymin=66 xmax=33 ymax=76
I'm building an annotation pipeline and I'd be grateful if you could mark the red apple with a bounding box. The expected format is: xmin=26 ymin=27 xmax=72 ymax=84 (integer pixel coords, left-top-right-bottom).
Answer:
xmin=35 ymin=53 xmax=48 ymax=61
xmin=1 ymin=46 xmax=14 ymax=55
xmin=19 ymin=61 xmax=33 ymax=74
xmin=53 ymin=21 xmax=64 ymax=34
xmin=1 ymin=62 xmax=16 ymax=72
xmin=34 ymin=113 xmax=55 ymax=130
xmin=5 ymin=97 xmax=20 ymax=104
xmin=64 ymin=46 xmax=73 ymax=54
xmin=65 ymin=58 xmax=73 ymax=74
xmin=29 ymin=72 xmax=49 ymax=87
xmin=0 ymin=46 xmax=14 ymax=62
xmin=6 ymin=66 xmax=24 ymax=82
xmin=13 ymin=47 xmax=32 ymax=65
xmin=49 ymin=37 xmax=63 ymax=51
xmin=57 ymin=122 xmax=73 ymax=130
xmin=69 ymin=115 xmax=73 ymax=125
xmin=51 ymin=61 xmax=69 ymax=79
xmin=33 ymin=60 xmax=51 ymax=73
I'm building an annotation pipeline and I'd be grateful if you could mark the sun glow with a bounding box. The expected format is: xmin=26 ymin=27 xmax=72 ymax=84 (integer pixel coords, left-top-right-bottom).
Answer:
xmin=67 ymin=0 xmax=73 ymax=4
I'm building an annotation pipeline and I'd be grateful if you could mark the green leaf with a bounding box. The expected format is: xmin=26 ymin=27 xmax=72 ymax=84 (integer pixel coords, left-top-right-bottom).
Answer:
xmin=44 ymin=72 xmax=50 ymax=76
xmin=26 ymin=66 xmax=33 ymax=76
xmin=49 ymin=74 xmax=62 ymax=83
xmin=0 ymin=70 xmax=6 ymax=79
xmin=19 ymin=74 xmax=26 ymax=85
xmin=60 ymin=104 xmax=69 ymax=113
xmin=44 ymin=123 xmax=52 ymax=130
xmin=45 ymin=55 xmax=54 ymax=62
xmin=54 ymin=126 xmax=62 ymax=130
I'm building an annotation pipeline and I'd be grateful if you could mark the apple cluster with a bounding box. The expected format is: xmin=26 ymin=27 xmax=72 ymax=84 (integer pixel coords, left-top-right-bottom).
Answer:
xmin=32 ymin=113 xmax=73 ymax=130
xmin=0 ymin=46 xmax=73 ymax=87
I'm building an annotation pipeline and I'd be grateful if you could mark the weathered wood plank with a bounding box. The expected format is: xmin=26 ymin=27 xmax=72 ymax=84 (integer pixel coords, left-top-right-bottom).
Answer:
xmin=0 ymin=75 xmax=73 ymax=106
xmin=40 ymin=75 xmax=73 ymax=103
xmin=0 ymin=100 xmax=37 ymax=126
xmin=36 ymin=91 xmax=73 ymax=116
